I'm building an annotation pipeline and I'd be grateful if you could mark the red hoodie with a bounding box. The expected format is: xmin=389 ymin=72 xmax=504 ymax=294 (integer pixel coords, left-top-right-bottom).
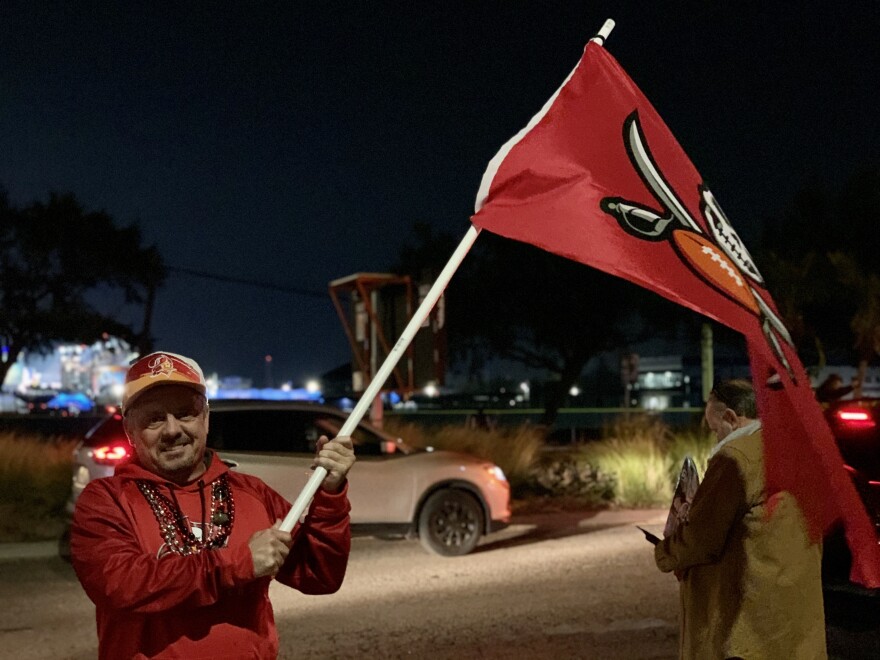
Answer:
xmin=71 ymin=451 xmax=350 ymax=659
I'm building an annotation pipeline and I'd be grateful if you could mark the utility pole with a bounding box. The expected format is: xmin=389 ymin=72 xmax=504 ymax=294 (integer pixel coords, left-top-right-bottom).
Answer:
xmin=701 ymin=322 xmax=714 ymax=403
xmin=264 ymin=354 xmax=273 ymax=388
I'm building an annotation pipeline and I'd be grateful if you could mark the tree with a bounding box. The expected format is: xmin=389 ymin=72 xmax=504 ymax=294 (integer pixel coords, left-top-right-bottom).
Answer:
xmin=835 ymin=167 xmax=880 ymax=373
xmin=758 ymin=168 xmax=880 ymax=371
xmin=0 ymin=191 xmax=166 ymax=387
xmin=394 ymin=225 xmax=679 ymax=425
xmin=392 ymin=221 xmax=459 ymax=286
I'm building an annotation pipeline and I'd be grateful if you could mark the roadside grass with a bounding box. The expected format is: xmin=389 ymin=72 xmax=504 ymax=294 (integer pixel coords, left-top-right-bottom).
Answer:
xmin=666 ymin=427 xmax=714 ymax=479
xmin=385 ymin=415 xmax=714 ymax=510
xmin=0 ymin=416 xmax=714 ymax=543
xmin=576 ymin=414 xmax=715 ymax=508
xmin=0 ymin=431 xmax=76 ymax=542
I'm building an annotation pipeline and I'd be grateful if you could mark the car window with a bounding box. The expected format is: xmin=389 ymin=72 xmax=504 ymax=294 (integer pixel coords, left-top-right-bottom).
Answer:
xmin=307 ymin=414 xmax=384 ymax=457
xmin=84 ymin=413 xmax=126 ymax=446
xmin=208 ymin=410 xmax=311 ymax=453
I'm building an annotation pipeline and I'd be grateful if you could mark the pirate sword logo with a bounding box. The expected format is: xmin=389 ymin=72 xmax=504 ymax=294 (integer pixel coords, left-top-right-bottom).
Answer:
xmin=600 ymin=110 xmax=796 ymax=382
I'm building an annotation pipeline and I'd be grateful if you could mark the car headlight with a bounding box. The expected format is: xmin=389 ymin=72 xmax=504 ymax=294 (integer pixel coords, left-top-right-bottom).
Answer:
xmin=484 ymin=465 xmax=507 ymax=482
xmin=72 ymin=465 xmax=90 ymax=488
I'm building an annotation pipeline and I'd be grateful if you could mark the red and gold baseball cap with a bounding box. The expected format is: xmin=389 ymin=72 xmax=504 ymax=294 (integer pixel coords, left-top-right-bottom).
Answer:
xmin=122 ymin=351 xmax=207 ymax=413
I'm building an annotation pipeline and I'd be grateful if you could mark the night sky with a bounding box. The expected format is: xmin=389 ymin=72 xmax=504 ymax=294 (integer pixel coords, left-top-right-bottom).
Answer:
xmin=2 ymin=2 xmax=878 ymax=385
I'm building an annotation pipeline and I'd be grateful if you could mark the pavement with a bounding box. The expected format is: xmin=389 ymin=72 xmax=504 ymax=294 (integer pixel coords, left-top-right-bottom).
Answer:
xmin=0 ymin=540 xmax=59 ymax=561
xmin=0 ymin=507 xmax=667 ymax=562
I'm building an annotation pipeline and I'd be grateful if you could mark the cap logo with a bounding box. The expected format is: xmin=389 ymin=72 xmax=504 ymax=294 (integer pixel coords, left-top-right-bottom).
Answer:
xmin=149 ymin=354 xmax=176 ymax=378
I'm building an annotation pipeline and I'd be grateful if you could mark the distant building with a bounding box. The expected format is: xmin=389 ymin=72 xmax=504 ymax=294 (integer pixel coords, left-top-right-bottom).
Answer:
xmin=630 ymin=356 xmax=691 ymax=410
xmin=0 ymin=337 xmax=135 ymax=412
xmin=628 ymin=354 xmax=755 ymax=410
xmin=1 ymin=337 xmax=134 ymax=397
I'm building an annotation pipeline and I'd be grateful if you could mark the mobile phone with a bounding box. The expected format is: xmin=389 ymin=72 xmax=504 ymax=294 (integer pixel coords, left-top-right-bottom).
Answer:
xmin=636 ymin=525 xmax=660 ymax=545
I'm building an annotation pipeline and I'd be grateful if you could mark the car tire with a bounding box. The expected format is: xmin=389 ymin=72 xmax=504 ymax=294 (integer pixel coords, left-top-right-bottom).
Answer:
xmin=418 ymin=489 xmax=483 ymax=556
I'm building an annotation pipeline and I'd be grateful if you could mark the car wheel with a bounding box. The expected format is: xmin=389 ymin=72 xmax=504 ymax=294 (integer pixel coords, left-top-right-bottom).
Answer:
xmin=418 ymin=489 xmax=483 ymax=556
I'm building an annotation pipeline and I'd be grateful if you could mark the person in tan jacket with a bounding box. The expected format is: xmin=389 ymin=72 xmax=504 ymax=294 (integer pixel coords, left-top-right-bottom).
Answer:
xmin=654 ymin=379 xmax=827 ymax=660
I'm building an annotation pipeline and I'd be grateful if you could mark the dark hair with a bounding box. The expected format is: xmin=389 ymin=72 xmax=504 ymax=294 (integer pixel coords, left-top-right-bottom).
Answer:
xmin=709 ymin=379 xmax=757 ymax=418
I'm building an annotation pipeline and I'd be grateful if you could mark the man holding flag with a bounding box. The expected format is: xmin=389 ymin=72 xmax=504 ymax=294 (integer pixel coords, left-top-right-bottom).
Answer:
xmin=70 ymin=351 xmax=355 ymax=659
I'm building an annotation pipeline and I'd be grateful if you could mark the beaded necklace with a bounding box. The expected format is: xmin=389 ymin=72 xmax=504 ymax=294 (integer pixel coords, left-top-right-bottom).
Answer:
xmin=136 ymin=473 xmax=235 ymax=556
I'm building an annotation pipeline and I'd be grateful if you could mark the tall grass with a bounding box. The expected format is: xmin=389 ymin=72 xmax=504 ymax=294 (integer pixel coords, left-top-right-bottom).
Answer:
xmin=382 ymin=418 xmax=545 ymax=492
xmin=667 ymin=428 xmax=714 ymax=479
xmin=0 ymin=432 xmax=76 ymax=541
xmin=384 ymin=415 xmax=716 ymax=508
xmin=576 ymin=415 xmax=714 ymax=507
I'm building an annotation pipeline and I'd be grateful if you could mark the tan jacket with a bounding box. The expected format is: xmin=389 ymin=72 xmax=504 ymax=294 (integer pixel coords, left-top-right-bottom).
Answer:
xmin=655 ymin=425 xmax=826 ymax=660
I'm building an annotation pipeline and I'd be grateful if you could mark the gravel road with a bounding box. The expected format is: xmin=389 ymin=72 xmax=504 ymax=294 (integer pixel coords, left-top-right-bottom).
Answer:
xmin=0 ymin=509 xmax=680 ymax=659
xmin=4 ymin=508 xmax=875 ymax=658
xmin=272 ymin=509 xmax=678 ymax=659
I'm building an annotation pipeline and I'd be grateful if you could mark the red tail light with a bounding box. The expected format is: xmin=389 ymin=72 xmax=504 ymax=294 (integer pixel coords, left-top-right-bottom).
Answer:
xmin=91 ymin=444 xmax=131 ymax=465
xmin=835 ymin=408 xmax=877 ymax=430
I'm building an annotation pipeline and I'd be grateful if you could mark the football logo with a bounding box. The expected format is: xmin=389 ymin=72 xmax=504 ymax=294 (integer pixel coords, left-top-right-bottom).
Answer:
xmin=670 ymin=230 xmax=759 ymax=314
xmin=601 ymin=111 xmax=794 ymax=380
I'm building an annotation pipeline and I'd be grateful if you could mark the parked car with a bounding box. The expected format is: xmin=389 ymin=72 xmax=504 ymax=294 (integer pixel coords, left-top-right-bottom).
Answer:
xmin=14 ymin=388 xmax=60 ymax=414
xmin=46 ymin=391 xmax=95 ymax=416
xmin=62 ymin=400 xmax=510 ymax=557
xmin=821 ymin=397 xmax=880 ymax=595
xmin=12 ymin=389 xmax=96 ymax=416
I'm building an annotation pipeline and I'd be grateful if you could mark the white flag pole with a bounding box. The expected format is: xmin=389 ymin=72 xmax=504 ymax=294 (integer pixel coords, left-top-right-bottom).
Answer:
xmin=591 ymin=18 xmax=615 ymax=45
xmin=279 ymin=17 xmax=615 ymax=533
xmin=279 ymin=224 xmax=482 ymax=532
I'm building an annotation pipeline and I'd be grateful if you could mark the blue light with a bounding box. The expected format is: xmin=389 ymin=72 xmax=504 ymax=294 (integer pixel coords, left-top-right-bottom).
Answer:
xmin=46 ymin=392 xmax=94 ymax=413
xmin=212 ymin=387 xmax=324 ymax=402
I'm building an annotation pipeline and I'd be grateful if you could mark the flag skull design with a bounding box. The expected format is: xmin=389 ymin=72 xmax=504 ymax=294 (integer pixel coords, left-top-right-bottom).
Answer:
xmin=601 ymin=111 xmax=795 ymax=380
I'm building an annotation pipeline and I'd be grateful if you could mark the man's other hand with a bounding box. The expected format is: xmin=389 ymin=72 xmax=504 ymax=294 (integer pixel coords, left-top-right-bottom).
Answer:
xmin=249 ymin=520 xmax=292 ymax=578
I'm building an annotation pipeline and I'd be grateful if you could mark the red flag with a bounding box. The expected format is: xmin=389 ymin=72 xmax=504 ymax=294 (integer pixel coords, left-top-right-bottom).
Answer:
xmin=471 ymin=40 xmax=880 ymax=587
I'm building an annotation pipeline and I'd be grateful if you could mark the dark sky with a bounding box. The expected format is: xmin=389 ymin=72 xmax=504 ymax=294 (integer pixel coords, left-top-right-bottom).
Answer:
xmin=2 ymin=1 xmax=878 ymax=385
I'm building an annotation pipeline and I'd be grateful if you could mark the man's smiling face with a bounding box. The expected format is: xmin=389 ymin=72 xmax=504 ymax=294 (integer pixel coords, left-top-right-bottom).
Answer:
xmin=123 ymin=385 xmax=209 ymax=484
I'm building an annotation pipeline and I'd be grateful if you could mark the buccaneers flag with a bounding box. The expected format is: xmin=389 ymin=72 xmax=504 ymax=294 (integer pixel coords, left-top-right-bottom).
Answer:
xmin=471 ymin=40 xmax=880 ymax=587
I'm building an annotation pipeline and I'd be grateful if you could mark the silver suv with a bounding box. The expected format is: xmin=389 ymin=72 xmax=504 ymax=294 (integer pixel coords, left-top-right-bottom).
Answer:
xmin=63 ymin=400 xmax=510 ymax=556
